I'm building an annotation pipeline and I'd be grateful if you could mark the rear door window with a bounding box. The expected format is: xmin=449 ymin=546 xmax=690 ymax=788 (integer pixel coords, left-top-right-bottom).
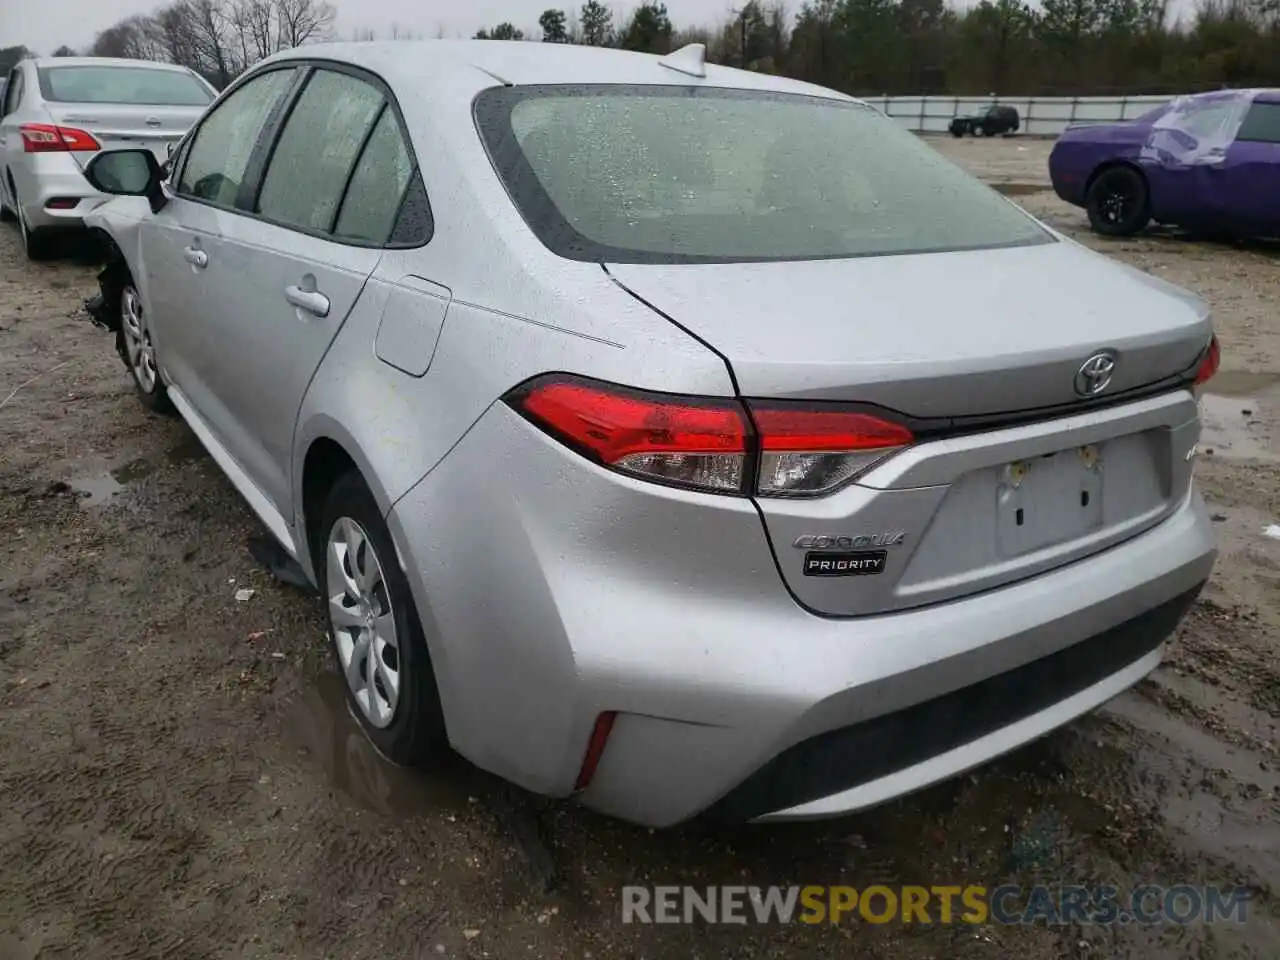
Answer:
xmin=256 ymin=69 xmax=385 ymax=235
xmin=333 ymin=107 xmax=419 ymax=244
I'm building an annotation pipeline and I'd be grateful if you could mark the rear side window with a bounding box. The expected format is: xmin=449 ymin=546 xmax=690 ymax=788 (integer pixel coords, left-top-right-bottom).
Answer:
xmin=333 ymin=107 xmax=415 ymax=243
xmin=178 ymin=67 xmax=295 ymax=207
xmin=257 ymin=69 xmax=384 ymax=234
xmin=37 ymin=66 xmax=213 ymax=105
xmin=1235 ymin=102 xmax=1280 ymax=143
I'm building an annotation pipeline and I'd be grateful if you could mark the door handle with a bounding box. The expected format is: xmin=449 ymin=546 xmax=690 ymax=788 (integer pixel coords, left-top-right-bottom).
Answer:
xmin=182 ymin=246 xmax=207 ymax=268
xmin=285 ymin=284 xmax=330 ymax=318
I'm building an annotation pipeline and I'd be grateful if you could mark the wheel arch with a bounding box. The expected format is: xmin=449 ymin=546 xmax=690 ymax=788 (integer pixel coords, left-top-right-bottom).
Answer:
xmin=1084 ymin=159 xmax=1149 ymax=200
xmin=297 ymin=427 xmax=458 ymax=742
xmin=294 ymin=422 xmax=399 ymax=581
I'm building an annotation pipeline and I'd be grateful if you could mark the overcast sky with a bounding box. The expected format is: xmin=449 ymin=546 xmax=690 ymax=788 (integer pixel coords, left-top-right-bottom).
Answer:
xmin=7 ymin=0 xmax=734 ymax=55
xmin=4 ymin=0 xmax=1198 ymax=59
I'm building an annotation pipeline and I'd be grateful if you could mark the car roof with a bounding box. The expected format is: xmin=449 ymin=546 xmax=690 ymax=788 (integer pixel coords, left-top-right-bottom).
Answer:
xmin=1180 ymin=87 xmax=1280 ymax=105
xmin=30 ymin=56 xmax=196 ymax=74
xmin=262 ymin=39 xmax=860 ymax=105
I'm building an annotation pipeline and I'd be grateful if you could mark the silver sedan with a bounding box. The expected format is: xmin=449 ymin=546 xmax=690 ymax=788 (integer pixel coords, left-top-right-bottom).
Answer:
xmin=81 ymin=40 xmax=1217 ymax=827
xmin=0 ymin=56 xmax=214 ymax=259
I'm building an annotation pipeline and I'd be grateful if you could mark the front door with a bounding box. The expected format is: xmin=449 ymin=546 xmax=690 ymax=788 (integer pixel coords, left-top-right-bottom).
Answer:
xmin=146 ymin=65 xmax=302 ymax=466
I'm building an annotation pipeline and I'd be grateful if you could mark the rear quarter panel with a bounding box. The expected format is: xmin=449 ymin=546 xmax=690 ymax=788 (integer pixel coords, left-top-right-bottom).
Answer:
xmin=1049 ymin=124 xmax=1149 ymax=207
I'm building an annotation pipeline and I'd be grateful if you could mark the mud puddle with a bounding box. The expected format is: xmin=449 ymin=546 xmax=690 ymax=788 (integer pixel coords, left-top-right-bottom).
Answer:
xmin=284 ymin=673 xmax=566 ymax=890
xmin=65 ymin=442 xmax=203 ymax=507
xmin=1199 ymin=392 xmax=1277 ymax=465
xmin=1106 ymin=694 xmax=1280 ymax=891
xmin=283 ymin=672 xmax=503 ymax=818
xmin=66 ymin=457 xmax=156 ymax=506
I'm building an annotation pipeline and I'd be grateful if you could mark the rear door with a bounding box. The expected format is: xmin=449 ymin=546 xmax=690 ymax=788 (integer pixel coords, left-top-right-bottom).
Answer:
xmin=181 ymin=65 xmax=421 ymax=512
xmin=33 ymin=62 xmax=215 ymax=167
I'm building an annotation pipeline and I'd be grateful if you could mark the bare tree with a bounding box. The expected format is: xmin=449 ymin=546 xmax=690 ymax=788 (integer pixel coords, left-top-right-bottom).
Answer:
xmin=274 ymin=0 xmax=335 ymax=49
xmin=232 ymin=0 xmax=277 ymax=63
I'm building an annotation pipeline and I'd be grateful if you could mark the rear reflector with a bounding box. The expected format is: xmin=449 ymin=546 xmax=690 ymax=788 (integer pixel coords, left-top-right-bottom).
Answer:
xmin=44 ymin=197 xmax=79 ymax=210
xmin=507 ymin=374 xmax=915 ymax=497
xmin=574 ymin=711 xmax=617 ymax=791
xmin=1194 ymin=336 xmax=1220 ymax=385
xmin=20 ymin=123 xmax=101 ymax=153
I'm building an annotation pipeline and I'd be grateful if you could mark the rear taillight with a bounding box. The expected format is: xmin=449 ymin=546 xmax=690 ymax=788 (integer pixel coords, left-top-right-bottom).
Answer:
xmin=749 ymin=404 xmax=915 ymax=497
xmin=1194 ymin=336 xmax=1220 ymax=385
xmin=20 ymin=123 xmax=101 ymax=153
xmin=507 ymin=375 xmax=913 ymax=497
xmin=513 ymin=377 xmax=749 ymax=493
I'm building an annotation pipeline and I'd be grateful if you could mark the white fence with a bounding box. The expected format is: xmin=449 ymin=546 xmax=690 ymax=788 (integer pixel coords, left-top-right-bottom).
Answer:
xmin=866 ymin=95 xmax=1171 ymax=136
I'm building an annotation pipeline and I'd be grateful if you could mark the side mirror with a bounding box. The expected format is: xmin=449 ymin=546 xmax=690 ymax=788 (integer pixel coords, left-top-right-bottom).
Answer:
xmin=84 ymin=148 xmax=168 ymax=214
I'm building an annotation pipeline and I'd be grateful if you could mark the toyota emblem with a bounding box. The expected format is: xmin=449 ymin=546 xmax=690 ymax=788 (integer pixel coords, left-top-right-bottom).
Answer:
xmin=1074 ymin=352 xmax=1117 ymax=397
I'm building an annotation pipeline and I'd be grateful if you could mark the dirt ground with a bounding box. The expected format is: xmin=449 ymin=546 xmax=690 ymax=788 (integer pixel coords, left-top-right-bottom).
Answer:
xmin=1 ymin=136 xmax=1278 ymax=960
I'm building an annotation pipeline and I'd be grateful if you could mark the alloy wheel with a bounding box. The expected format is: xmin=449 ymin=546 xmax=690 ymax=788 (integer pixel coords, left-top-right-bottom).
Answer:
xmin=1098 ymin=182 xmax=1134 ymax=226
xmin=326 ymin=517 xmax=400 ymax=729
xmin=120 ymin=285 xmax=158 ymax=392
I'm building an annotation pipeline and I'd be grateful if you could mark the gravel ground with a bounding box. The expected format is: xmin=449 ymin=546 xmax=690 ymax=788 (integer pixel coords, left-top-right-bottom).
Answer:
xmin=2 ymin=136 xmax=1278 ymax=960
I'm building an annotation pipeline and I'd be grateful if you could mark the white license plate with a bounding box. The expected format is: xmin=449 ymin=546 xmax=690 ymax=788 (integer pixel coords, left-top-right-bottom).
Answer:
xmin=996 ymin=444 xmax=1105 ymax=556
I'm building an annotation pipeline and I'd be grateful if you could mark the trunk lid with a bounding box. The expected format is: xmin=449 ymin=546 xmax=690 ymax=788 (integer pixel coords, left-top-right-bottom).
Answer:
xmin=609 ymin=239 xmax=1211 ymax=616
xmin=607 ymin=239 xmax=1209 ymax=416
xmin=44 ymin=102 xmax=205 ymax=169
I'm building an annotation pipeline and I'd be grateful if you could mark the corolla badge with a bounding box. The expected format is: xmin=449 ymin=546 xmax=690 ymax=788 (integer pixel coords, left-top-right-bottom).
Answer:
xmin=792 ymin=532 xmax=906 ymax=550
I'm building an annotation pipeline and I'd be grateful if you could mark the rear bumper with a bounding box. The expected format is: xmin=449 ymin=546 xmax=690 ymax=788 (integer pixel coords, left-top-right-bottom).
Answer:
xmin=714 ymin=583 xmax=1200 ymax=822
xmin=12 ymin=152 xmax=107 ymax=230
xmin=1047 ymin=148 xmax=1089 ymax=206
xmin=388 ymin=403 xmax=1217 ymax=828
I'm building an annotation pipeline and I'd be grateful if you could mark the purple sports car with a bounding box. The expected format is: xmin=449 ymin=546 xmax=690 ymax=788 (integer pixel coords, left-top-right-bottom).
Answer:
xmin=1049 ymin=89 xmax=1280 ymax=238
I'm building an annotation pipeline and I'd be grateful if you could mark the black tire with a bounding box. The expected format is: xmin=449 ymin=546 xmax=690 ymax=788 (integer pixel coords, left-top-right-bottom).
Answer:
xmin=16 ymin=197 xmax=56 ymax=261
xmin=115 ymin=280 xmax=174 ymax=414
xmin=950 ymin=127 xmax=963 ymax=138
xmin=978 ymin=124 xmax=992 ymax=137
xmin=318 ymin=470 xmax=448 ymax=765
xmin=0 ymin=175 xmax=15 ymax=223
xmin=1086 ymin=165 xmax=1151 ymax=237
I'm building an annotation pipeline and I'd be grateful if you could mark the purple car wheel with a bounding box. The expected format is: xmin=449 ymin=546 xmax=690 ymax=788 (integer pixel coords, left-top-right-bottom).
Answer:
xmin=1086 ymin=166 xmax=1151 ymax=237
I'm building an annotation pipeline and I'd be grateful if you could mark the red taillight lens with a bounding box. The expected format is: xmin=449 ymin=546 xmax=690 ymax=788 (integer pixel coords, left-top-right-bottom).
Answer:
xmin=749 ymin=404 xmax=915 ymax=496
xmin=513 ymin=376 xmax=749 ymax=493
xmin=21 ymin=123 xmax=101 ymax=153
xmin=1194 ymin=336 xmax=1220 ymax=385
xmin=509 ymin=375 xmax=914 ymax=497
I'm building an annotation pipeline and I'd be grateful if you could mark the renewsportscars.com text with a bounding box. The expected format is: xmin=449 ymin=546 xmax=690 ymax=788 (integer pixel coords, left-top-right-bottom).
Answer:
xmin=621 ymin=884 xmax=1252 ymax=926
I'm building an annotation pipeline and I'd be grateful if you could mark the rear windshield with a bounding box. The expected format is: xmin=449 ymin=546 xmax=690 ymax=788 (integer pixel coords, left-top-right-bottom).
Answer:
xmin=474 ymin=85 xmax=1051 ymax=264
xmin=37 ymin=66 xmax=213 ymax=106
